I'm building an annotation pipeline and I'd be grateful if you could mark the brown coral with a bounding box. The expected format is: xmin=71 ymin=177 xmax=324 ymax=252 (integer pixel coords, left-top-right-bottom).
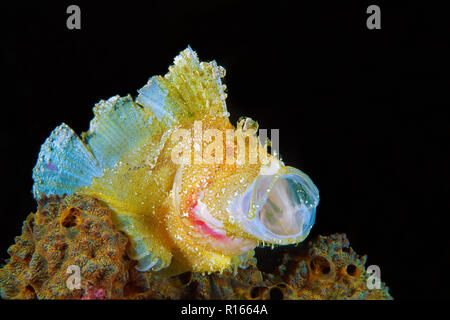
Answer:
xmin=0 ymin=194 xmax=131 ymax=299
xmin=123 ymin=234 xmax=392 ymax=300
xmin=0 ymin=194 xmax=392 ymax=300
xmin=268 ymin=233 xmax=392 ymax=300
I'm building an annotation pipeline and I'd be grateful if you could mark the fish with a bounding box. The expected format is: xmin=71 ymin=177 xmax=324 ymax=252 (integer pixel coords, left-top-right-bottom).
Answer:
xmin=31 ymin=47 xmax=319 ymax=275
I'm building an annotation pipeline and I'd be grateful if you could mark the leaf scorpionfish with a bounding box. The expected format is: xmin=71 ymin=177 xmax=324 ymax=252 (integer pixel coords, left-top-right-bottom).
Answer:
xmin=32 ymin=47 xmax=319 ymax=275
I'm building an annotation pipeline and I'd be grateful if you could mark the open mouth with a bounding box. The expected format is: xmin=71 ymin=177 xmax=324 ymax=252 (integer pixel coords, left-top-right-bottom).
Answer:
xmin=258 ymin=173 xmax=317 ymax=236
xmin=237 ymin=166 xmax=319 ymax=244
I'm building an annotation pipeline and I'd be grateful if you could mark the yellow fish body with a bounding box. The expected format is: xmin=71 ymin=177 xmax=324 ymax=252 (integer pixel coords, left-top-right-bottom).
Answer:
xmin=32 ymin=47 xmax=319 ymax=275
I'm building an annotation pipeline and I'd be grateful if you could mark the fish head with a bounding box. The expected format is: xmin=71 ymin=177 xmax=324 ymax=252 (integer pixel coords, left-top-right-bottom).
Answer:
xmin=170 ymin=120 xmax=319 ymax=259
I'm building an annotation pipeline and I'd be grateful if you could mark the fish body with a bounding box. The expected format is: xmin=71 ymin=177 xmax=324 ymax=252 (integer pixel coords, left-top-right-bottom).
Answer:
xmin=32 ymin=47 xmax=319 ymax=274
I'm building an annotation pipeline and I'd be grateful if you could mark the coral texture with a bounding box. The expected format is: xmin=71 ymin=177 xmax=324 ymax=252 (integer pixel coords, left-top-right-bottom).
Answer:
xmin=0 ymin=195 xmax=392 ymax=300
xmin=125 ymin=234 xmax=392 ymax=300
xmin=0 ymin=194 xmax=131 ymax=299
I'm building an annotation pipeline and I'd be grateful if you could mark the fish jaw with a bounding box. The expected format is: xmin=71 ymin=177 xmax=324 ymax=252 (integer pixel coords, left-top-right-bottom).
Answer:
xmin=185 ymin=190 xmax=258 ymax=256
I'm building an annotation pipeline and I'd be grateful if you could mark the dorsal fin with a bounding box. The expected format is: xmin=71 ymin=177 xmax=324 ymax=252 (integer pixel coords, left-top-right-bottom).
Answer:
xmin=83 ymin=95 xmax=152 ymax=169
xmin=32 ymin=95 xmax=151 ymax=199
xmin=32 ymin=124 xmax=103 ymax=199
xmin=32 ymin=46 xmax=230 ymax=199
xmin=136 ymin=46 xmax=229 ymax=124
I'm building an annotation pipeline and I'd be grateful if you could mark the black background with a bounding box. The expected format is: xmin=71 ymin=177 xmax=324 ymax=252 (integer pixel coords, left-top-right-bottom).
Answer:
xmin=2 ymin=1 xmax=449 ymax=300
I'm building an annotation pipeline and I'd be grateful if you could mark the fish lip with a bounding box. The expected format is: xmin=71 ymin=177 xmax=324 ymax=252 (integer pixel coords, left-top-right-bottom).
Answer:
xmin=188 ymin=194 xmax=258 ymax=255
xmin=230 ymin=164 xmax=319 ymax=244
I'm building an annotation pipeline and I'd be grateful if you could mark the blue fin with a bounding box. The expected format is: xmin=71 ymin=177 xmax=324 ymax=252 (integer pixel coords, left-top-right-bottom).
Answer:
xmin=83 ymin=95 xmax=151 ymax=169
xmin=136 ymin=77 xmax=174 ymax=123
xmin=32 ymin=124 xmax=102 ymax=199
xmin=32 ymin=95 xmax=153 ymax=199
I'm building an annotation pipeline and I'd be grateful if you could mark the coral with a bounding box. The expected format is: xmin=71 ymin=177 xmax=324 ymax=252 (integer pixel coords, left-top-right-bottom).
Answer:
xmin=0 ymin=194 xmax=131 ymax=299
xmin=124 ymin=234 xmax=392 ymax=300
xmin=269 ymin=233 xmax=392 ymax=300
xmin=0 ymin=194 xmax=392 ymax=300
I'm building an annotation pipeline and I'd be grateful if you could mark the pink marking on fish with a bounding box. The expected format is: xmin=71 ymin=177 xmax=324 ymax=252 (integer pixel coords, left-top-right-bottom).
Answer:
xmin=45 ymin=162 xmax=57 ymax=171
